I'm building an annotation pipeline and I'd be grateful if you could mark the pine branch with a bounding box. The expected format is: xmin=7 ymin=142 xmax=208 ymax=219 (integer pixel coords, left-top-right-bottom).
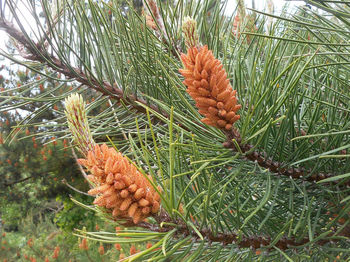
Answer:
xmin=4 ymin=13 xmax=346 ymax=187
xmin=223 ymin=128 xmax=350 ymax=187
xmin=124 ymin=209 xmax=349 ymax=251
xmin=0 ymin=18 xmax=164 ymax=118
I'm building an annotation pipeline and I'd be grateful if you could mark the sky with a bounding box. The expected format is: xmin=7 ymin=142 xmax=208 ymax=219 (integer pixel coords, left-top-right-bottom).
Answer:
xmin=225 ymin=0 xmax=304 ymax=14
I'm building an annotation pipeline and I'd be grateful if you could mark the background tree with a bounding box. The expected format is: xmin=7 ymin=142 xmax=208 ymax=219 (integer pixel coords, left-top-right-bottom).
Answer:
xmin=0 ymin=65 xmax=119 ymax=261
xmin=0 ymin=63 xmax=75 ymax=227
xmin=0 ymin=0 xmax=349 ymax=261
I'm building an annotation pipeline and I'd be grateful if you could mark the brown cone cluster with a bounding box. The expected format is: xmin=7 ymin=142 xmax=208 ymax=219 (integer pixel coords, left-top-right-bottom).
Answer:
xmin=179 ymin=45 xmax=241 ymax=130
xmin=78 ymin=144 xmax=161 ymax=224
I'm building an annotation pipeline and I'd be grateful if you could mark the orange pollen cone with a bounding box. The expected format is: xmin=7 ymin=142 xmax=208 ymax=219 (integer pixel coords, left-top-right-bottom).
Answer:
xmin=179 ymin=45 xmax=241 ymax=130
xmin=78 ymin=143 xmax=161 ymax=224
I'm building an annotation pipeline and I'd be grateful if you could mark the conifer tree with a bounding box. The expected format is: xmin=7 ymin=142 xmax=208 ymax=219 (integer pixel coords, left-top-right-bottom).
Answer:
xmin=0 ymin=63 xmax=83 ymax=228
xmin=0 ymin=0 xmax=349 ymax=261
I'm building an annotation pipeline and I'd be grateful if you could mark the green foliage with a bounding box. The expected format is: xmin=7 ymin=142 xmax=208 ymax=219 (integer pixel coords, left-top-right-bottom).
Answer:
xmin=0 ymin=213 xmax=119 ymax=262
xmin=54 ymin=194 xmax=99 ymax=233
xmin=1 ymin=212 xmax=156 ymax=261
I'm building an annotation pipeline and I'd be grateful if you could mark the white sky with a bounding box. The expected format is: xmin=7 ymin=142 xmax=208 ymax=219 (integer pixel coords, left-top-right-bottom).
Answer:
xmin=225 ymin=0 xmax=304 ymax=14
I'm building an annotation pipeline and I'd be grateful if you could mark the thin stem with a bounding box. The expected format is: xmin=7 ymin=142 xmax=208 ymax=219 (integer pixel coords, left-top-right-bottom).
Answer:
xmin=71 ymin=147 xmax=90 ymax=183
xmin=61 ymin=179 xmax=92 ymax=197
xmin=3 ymin=175 xmax=35 ymax=187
